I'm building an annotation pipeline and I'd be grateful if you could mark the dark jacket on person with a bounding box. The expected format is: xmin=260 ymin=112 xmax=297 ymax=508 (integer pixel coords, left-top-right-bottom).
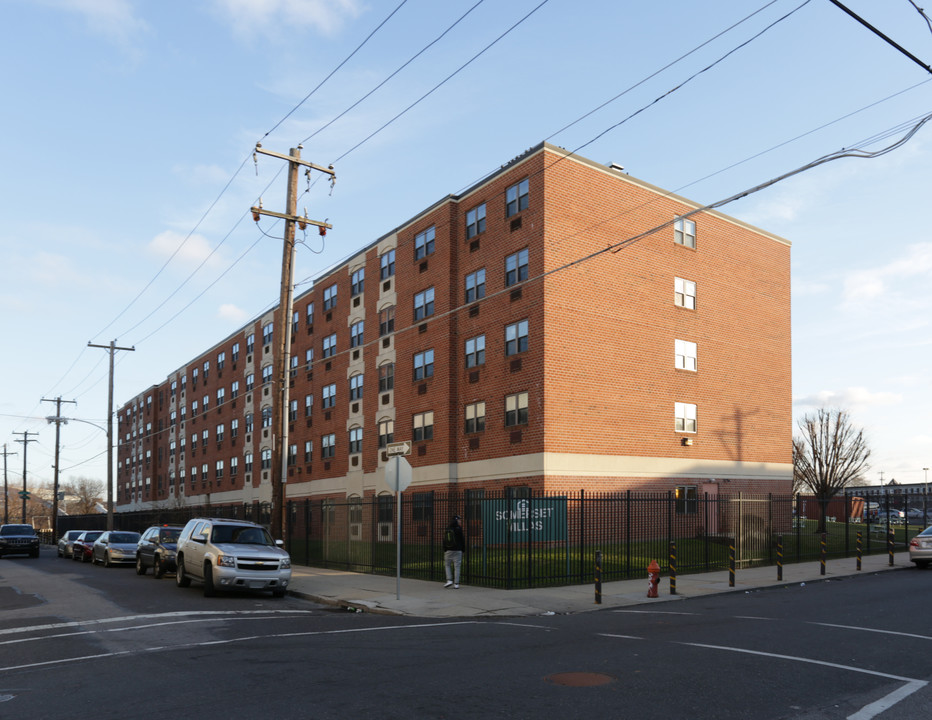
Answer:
xmin=443 ymin=521 xmax=465 ymax=552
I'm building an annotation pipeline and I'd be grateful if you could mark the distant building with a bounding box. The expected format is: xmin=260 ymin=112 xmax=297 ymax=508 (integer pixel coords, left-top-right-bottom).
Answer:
xmin=116 ymin=141 xmax=792 ymax=514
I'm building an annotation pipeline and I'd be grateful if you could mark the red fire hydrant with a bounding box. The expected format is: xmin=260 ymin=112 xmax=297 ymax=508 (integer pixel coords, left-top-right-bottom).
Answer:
xmin=647 ymin=560 xmax=660 ymax=598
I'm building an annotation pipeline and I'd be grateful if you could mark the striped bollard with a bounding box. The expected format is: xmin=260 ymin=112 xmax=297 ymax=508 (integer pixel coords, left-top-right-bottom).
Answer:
xmin=594 ymin=550 xmax=602 ymax=605
xmin=856 ymin=531 xmax=862 ymax=571
xmin=888 ymin=529 xmax=894 ymax=566
xmin=777 ymin=535 xmax=783 ymax=581
xmin=729 ymin=540 xmax=735 ymax=587
xmin=820 ymin=533 xmax=826 ymax=576
xmin=669 ymin=541 xmax=677 ymax=595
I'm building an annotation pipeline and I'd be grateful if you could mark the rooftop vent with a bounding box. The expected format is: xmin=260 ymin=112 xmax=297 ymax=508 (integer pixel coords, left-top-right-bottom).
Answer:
xmin=609 ymin=162 xmax=624 ymax=172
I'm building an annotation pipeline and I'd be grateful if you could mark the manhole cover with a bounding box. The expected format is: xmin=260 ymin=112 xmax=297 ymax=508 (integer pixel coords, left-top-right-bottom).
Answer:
xmin=546 ymin=672 xmax=614 ymax=687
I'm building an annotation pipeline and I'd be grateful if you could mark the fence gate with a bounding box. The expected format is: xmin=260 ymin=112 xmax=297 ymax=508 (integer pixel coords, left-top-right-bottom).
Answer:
xmin=728 ymin=493 xmax=772 ymax=567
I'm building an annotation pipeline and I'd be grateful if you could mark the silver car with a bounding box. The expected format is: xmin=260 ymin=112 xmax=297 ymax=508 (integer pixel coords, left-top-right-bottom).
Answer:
xmin=92 ymin=531 xmax=141 ymax=567
xmin=175 ymin=518 xmax=291 ymax=598
xmin=908 ymin=525 xmax=932 ymax=568
xmin=58 ymin=530 xmax=85 ymax=558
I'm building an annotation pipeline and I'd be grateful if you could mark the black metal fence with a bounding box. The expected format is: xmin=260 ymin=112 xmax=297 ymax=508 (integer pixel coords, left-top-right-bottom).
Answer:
xmin=54 ymin=490 xmax=929 ymax=589
xmin=285 ymin=490 xmax=930 ymax=589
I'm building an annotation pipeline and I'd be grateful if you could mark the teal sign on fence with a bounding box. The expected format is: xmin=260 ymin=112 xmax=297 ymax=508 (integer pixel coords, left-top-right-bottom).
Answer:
xmin=481 ymin=497 xmax=568 ymax=544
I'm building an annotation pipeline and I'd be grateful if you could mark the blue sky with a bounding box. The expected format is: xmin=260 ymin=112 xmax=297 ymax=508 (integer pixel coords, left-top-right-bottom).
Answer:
xmin=2 ymin=0 xmax=931 ymax=493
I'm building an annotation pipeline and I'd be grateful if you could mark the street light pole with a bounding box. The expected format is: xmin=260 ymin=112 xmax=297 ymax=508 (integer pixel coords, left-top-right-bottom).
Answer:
xmin=924 ymin=467 xmax=929 ymax=520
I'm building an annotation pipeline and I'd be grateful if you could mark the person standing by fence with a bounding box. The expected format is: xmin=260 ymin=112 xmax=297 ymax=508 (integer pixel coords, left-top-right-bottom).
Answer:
xmin=443 ymin=515 xmax=465 ymax=589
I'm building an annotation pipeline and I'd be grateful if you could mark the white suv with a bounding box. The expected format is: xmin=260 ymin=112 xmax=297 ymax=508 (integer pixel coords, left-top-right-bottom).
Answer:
xmin=175 ymin=518 xmax=291 ymax=598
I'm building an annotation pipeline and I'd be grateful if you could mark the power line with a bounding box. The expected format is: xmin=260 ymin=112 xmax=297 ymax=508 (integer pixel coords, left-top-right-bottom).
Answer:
xmin=828 ymin=0 xmax=932 ymax=74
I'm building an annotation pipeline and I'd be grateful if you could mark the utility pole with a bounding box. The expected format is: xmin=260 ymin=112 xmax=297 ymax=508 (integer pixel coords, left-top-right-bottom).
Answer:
xmin=42 ymin=396 xmax=76 ymax=539
xmin=1 ymin=444 xmax=17 ymax=524
xmin=13 ymin=431 xmax=38 ymax=523
xmin=88 ymin=340 xmax=135 ymax=530
xmin=251 ymin=142 xmax=334 ymax=540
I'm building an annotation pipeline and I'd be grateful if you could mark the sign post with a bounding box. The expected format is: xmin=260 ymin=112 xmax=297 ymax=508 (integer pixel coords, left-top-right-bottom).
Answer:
xmin=384 ymin=442 xmax=412 ymax=600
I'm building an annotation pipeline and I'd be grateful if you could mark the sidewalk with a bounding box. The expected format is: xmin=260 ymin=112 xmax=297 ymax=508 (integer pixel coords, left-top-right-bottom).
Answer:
xmin=287 ymin=552 xmax=913 ymax=618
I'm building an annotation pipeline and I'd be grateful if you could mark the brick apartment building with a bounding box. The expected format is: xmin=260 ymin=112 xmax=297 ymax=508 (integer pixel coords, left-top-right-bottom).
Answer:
xmin=115 ymin=141 xmax=792 ymax=515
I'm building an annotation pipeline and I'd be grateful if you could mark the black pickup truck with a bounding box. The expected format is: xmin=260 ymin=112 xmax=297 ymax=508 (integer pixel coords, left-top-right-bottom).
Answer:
xmin=0 ymin=524 xmax=40 ymax=558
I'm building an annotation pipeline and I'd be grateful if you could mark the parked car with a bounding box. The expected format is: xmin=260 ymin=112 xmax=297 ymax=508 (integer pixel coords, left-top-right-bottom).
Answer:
xmin=909 ymin=526 xmax=932 ymax=568
xmin=92 ymin=531 xmax=141 ymax=567
xmin=71 ymin=531 xmax=104 ymax=562
xmin=135 ymin=524 xmax=183 ymax=578
xmin=175 ymin=518 xmax=291 ymax=598
xmin=0 ymin=524 xmax=40 ymax=558
xmin=58 ymin=530 xmax=86 ymax=558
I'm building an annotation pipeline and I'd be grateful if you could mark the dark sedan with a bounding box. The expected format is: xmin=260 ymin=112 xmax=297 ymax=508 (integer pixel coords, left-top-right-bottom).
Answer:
xmin=135 ymin=524 xmax=183 ymax=578
xmin=71 ymin=531 xmax=104 ymax=563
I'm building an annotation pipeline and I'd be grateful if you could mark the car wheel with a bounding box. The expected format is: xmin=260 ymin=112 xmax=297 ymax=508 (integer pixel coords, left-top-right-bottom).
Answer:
xmin=203 ymin=562 xmax=216 ymax=597
xmin=152 ymin=556 xmax=163 ymax=579
xmin=104 ymin=553 xmax=112 ymax=568
xmin=176 ymin=557 xmax=191 ymax=587
xmin=135 ymin=555 xmax=146 ymax=575
xmin=914 ymin=560 xmax=930 ymax=569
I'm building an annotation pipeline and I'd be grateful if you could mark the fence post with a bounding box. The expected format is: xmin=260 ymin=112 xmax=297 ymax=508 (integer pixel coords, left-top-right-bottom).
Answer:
xmin=729 ymin=539 xmax=736 ymax=587
xmin=820 ymin=533 xmax=826 ymax=575
xmin=777 ymin=535 xmax=783 ymax=581
xmin=888 ymin=528 xmax=894 ymax=566
xmin=856 ymin=531 xmax=862 ymax=571
xmin=594 ymin=549 xmax=602 ymax=605
xmin=669 ymin=541 xmax=677 ymax=595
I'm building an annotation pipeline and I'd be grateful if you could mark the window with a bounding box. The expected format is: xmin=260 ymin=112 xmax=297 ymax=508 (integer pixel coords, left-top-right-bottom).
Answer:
xmin=466 ymin=203 xmax=486 ymax=239
xmin=322 ymin=383 xmax=336 ymax=409
xmin=413 ymin=349 xmax=434 ymax=381
xmin=262 ymin=365 xmax=273 ymax=385
xmin=349 ymin=374 xmax=364 ymax=401
xmin=465 ymin=269 xmax=486 ymax=303
xmin=414 ymin=287 xmax=435 ymax=321
xmin=506 ymin=178 xmax=529 ymax=217
xmin=413 ymin=411 xmax=434 ymax=441
xmin=675 ymin=339 xmax=698 ymax=371
xmin=191 ymin=399 xmax=198 ymax=416
xmin=289 ymin=399 xmax=298 ymax=422
xmin=231 ymin=381 xmax=239 ymax=399
xmin=322 ymin=433 xmax=336 ymax=459
xmin=413 ymin=492 xmax=434 ymax=521
xmin=288 ymin=444 xmax=297 ymax=467
xmin=505 ymin=320 xmax=529 ymax=356
xmin=244 ymin=452 xmax=253 ymax=473
xmin=261 ymin=448 xmax=272 ymax=470
xmin=231 ymin=418 xmax=239 ymax=438
xmin=305 ymin=394 xmax=314 ymax=417
xmin=202 ymin=394 xmax=209 ymax=413
xmin=323 ymin=283 xmax=338 ymax=311
xmin=505 ymin=248 xmax=529 ymax=286
xmin=378 ymin=494 xmax=394 ymax=523
xmin=505 ymin=392 xmax=529 ymax=427
xmin=306 ymin=302 xmax=314 ymax=326
xmin=263 ymin=322 xmax=274 ymax=346
xmin=304 ymin=440 xmax=313 ymax=463
xmin=217 ymin=387 xmax=225 ymax=406
xmin=261 ymin=406 xmax=273 ymax=428
xmin=170 ymin=380 xmax=177 ymax=397
xmin=201 ymin=464 xmax=208 ymax=482
xmin=675 ymin=277 xmax=696 ymax=310
xmin=245 ymin=413 xmax=254 ymax=433
xmin=379 ymin=363 xmax=395 ymax=392
xmin=675 ymin=485 xmax=698 ymax=515
xmin=246 ymin=333 xmax=255 ymax=354
xmin=415 ymin=226 xmax=435 ymax=260
xmin=351 ymin=267 xmax=365 ymax=296
xmin=217 ymin=352 xmax=225 ymax=370
xmin=292 ymin=310 xmax=299 ymax=335
xmin=246 ymin=373 xmax=255 ymax=392
xmin=323 ymin=333 xmax=337 ymax=358
xmin=350 ymin=321 xmax=364 ymax=348
xmin=378 ymin=419 xmax=394 ymax=448
xmin=349 ymin=427 xmax=363 ymax=454
xmin=380 ymin=248 xmax=396 ymax=279
xmin=169 ymin=440 xmax=176 ymax=457
xmin=201 ymin=428 xmax=209 ymax=444
xmin=230 ymin=456 xmax=239 ymax=476
xmin=465 ymin=402 xmax=485 ymax=433
xmin=675 ymin=402 xmax=697 ymax=433
xmin=216 ymin=423 xmax=225 ymax=442
xmin=305 ymin=348 xmax=314 ymax=369
xmin=379 ymin=305 xmax=395 ymax=336
xmin=192 ymin=368 xmax=199 ymax=386
xmin=674 ymin=217 xmax=696 ymax=248
xmin=465 ymin=335 xmax=486 ymax=368
xmin=170 ymin=411 xmax=177 ymax=427
xmin=215 ymin=459 xmax=224 ymax=478
xmin=203 ymin=361 xmax=209 ymax=380
xmin=232 ymin=342 xmax=240 ymax=363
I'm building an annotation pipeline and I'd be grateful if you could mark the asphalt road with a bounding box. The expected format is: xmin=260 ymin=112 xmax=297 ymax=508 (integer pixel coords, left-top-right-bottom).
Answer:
xmin=0 ymin=547 xmax=930 ymax=719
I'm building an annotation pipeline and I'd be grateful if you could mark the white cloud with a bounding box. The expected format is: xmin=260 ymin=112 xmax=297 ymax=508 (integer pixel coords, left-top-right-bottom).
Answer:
xmin=147 ymin=230 xmax=223 ymax=269
xmin=211 ymin=0 xmax=362 ymax=39
xmin=44 ymin=0 xmax=148 ymax=48
xmin=218 ymin=303 xmax=249 ymax=323
xmin=794 ymin=387 xmax=902 ymax=410
xmin=842 ymin=242 xmax=932 ymax=306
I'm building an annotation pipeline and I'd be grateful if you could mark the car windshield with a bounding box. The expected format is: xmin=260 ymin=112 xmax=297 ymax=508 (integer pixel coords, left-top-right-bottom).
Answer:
xmin=160 ymin=529 xmax=181 ymax=543
xmin=0 ymin=526 xmax=34 ymax=536
xmin=211 ymin=525 xmax=272 ymax=545
xmin=918 ymin=526 xmax=932 ymax=537
xmin=110 ymin=533 xmax=140 ymax=543
xmin=83 ymin=531 xmax=103 ymax=542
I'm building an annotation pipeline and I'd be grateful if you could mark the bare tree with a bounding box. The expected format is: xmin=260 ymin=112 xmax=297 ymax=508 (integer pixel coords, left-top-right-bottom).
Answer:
xmin=62 ymin=476 xmax=105 ymax=515
xmin=793 ymin=408 xmax=871 ymax=532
